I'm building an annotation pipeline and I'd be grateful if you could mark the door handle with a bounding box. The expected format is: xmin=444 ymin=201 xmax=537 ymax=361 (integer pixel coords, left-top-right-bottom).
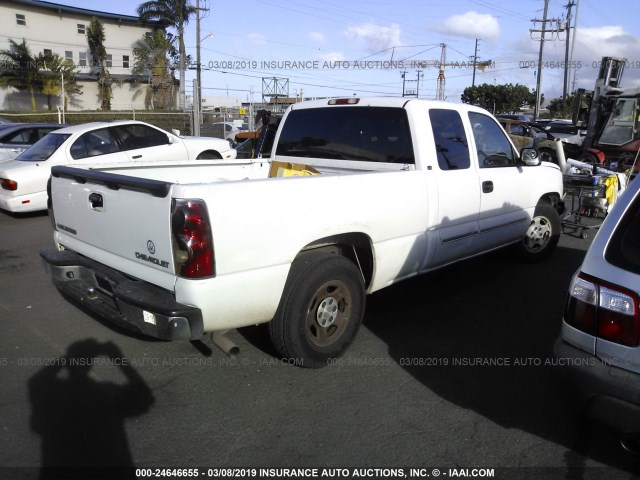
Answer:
xmin=482 ymin=181 xmax=494 ymax=193
xmin=89 ymin=192 xmax=103 ymax=210
xmin=132 ymin=154 xmax=142 ymax=159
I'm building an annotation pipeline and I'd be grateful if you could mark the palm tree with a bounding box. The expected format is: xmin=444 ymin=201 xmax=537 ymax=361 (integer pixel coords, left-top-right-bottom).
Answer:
xmin=0 ymin=39 xmax=40 ymax=110
xmin=133 ymin=30 xmax=178 ymax=109
xmin=86 ymin=17 xmax=111 ymax=110
xmin=137 ymin=0 xmax=196 ymax=110
xmin=38 ymin=52 xmax=82 ymax=110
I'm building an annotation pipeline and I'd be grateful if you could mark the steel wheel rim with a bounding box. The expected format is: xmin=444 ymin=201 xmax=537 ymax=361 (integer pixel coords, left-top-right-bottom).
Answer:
xmin=306 ymin=280 xmax=352 ymax=347
xmin=523 ymin=215 xmax=552 ymax=252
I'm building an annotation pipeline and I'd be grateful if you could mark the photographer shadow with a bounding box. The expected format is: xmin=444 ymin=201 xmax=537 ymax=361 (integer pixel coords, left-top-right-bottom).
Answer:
xmin=29 ymin=339 xmax=154 ymax=479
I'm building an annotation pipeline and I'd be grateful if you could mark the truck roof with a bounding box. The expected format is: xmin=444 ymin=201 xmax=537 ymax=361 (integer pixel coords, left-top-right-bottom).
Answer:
xmin=289 ymin=96 xmax=491 ymax=115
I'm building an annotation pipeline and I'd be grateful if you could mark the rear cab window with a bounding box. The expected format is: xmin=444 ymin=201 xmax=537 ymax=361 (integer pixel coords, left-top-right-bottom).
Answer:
xmin=606 ymin=189 xmax=640 ymax=275
xmin=276 ymin=107 xmax=414 ymax=165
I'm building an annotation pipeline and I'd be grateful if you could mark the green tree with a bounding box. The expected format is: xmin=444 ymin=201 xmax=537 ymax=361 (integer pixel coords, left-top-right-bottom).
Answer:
xmin=461 ymin=83 xmax=537 ymax=114
xmin=137 ymin=0 xmax=196 ymax=110
xmin=0 ymin=39 xmax=41 ymax=110
xmin=547 ymin=93 xmax=578 ymax=119
xmin=38 ymin=52 xmax=83 ymax=110
xmin=87 ymin=17 xmax=112 ymax=110
xmin=133 ymin=30 xmax=178 ymax=109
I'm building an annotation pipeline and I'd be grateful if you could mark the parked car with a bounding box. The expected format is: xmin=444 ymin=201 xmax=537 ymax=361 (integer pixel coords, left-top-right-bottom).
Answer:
xmin=497 ymin=118 xmax=582 ymax=163
xmin=211 ymin=121 xmax=248 ymax=142
xmin=495 ymin=113 xmax=532 ymax=122
xmin=0 ymin=120 xmax=236 ymax=213
xmin=554 ymin=175 xmax=640 ymax=450
xmin=544 ymin=120 xmax=586 ymax=145
xmin=0 ymin=123 xmax=66 ymax=162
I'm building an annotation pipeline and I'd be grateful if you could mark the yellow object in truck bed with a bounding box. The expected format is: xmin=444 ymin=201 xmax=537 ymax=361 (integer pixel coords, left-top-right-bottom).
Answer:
xmin=269 ymin=161 xmax=320 ymax=178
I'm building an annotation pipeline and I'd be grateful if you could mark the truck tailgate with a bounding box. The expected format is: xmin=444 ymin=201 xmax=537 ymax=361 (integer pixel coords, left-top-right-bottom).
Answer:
xmin=50 ymin=166 xmax=177 ymax=291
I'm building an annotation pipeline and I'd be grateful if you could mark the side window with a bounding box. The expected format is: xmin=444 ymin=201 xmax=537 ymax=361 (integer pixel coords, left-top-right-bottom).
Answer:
xmin=70 ymin=128 xmax=119 ymax=159
xmin=3 ymin=129 xmax=29 ymax=144
xmin=429 ymin=109 xmax=470 ymax=170
xmin=113 ymin=124 xmax=169 ymax=150
xmin=70 ymin=136 xmax=87 ymax=159
xmin=606 ymin=191 xmax=640 ymax=275
xmin=509 ymin=124 xmax=527 ymax=136
xmin=469 ymin=112 xmax=517 ymax=168
xmin=37 ymin=128 xmax=57 ymax=139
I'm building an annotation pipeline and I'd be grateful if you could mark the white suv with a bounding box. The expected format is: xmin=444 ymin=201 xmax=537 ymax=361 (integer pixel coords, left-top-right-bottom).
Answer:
xmin=555 ymin=175 xmax=640 ymax=447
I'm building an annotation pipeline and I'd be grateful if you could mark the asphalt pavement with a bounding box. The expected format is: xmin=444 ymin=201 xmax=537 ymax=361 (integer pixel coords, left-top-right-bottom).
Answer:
xmin=1 ymin=209 xmax=639 ymax=480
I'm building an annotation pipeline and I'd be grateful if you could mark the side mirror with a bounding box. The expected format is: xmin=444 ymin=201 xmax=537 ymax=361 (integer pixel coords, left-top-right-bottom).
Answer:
xmin=520 ymin=148 xmax=541 ymax=166
xmin=171 ymin=129 xmax=181 ymax=137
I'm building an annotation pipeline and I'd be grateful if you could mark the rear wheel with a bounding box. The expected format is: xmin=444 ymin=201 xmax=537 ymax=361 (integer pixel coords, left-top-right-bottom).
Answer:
xmin=517 ymin=203 xmax=561 ymax=262
xmin=196 ymin=150 xmax=222 ymax=160
xmin=269 ymin=252 xmax=365 ymax=368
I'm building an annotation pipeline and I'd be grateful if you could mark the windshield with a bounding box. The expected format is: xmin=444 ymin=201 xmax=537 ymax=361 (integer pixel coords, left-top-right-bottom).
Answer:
xmin=17 ymin=133 xmax=70 ymax=161
xmin=599 ymin=98 xmax=637 ymax=146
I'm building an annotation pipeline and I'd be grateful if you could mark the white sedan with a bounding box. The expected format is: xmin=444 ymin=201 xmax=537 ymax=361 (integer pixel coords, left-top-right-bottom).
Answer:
xmin=0 ymin=120 xmax=237 ymax=213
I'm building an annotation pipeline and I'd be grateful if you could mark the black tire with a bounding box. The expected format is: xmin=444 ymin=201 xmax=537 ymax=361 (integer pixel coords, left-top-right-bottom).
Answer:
xmin=269 ymin=252 xmax=365 ymax=368
xmin=196 ymin=150 xmax=222 ymax=160
xmin=516 ymin=203 xmax=561 ymax=262
xmin=538 ymin=148 xmax=556 ymax=164
xmin=578 ymin=152 xmax=598 ymax=164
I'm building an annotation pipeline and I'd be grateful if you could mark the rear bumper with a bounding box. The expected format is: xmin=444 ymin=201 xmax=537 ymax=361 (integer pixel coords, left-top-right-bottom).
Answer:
xmin=40 ymin=248 xmax=204 ymax=340
xmin=0 ymin=190 xmax=47 ymax=212
xmin=553 ymin=337 xmax=640 ymax=433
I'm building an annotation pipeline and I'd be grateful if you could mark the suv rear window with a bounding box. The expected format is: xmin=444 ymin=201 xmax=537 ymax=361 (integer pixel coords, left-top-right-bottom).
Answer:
xmin=605 ymin=189 xmax=640 ymax=275
xmin=275 ymin=107 xmax=414 ymax=164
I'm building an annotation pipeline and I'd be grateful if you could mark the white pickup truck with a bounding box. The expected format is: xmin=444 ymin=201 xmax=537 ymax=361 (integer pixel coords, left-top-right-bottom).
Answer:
xmin=41 ymin=97 xmax=564 ymax=368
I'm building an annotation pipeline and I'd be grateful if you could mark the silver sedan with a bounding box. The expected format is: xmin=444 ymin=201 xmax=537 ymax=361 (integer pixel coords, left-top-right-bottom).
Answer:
xmin=0 ymin=123 xmax=65 ymax=162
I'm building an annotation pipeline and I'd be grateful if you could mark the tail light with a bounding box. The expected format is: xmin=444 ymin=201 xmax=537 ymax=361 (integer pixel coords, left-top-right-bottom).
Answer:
xmin=565 ymin=272 xmax=639 ymax=346
xmin=1 ymin=178 xmax=17 ymax=191
xmin=171 ymin=199 xmax=215 ymax=279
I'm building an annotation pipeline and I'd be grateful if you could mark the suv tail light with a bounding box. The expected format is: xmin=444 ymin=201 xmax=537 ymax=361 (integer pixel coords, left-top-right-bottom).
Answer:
xmin=171 ymin=199 xmax=215 ymax=279
xmin=565 ymin=272 xmax=639 ymax=346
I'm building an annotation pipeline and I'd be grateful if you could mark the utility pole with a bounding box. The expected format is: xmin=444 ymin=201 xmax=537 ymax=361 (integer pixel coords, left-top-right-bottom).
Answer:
xmin=194 ymin=0 xmax=210 ymax=135
xmin=471 ymin=39 xmax=480 ymax=88
xmin=401 ymin=70 xmax=420 ymax=98
xmin=530 ymin=0 xmax=562 ymax=120
xmin=569 ymin=0 xmax=580 ymax=94
xmin=436 ymin=43 xmax=446 ymax=101
xmin=563 ymin=1 xmax=575 ymax=102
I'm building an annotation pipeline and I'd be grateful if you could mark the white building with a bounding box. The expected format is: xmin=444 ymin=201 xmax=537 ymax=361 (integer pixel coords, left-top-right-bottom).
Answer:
xmin=0 ymin=0 xmax=172 ymax=111
xmin=186 ymin=95 xmax=244 ymax=110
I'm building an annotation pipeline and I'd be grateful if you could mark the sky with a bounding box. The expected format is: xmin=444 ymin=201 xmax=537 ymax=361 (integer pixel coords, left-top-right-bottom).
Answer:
xmin=53 ymin=0 xmax=640 ymax=105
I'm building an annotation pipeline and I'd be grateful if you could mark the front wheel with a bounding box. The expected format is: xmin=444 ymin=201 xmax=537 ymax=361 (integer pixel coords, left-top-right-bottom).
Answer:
xmin=269 ymin=252 xmax=365 ymax=368
xmin=516 ymin=203 xmax=561 ymax=262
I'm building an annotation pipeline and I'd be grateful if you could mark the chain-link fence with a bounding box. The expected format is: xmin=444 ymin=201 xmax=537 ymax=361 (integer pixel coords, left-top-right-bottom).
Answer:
xmin=0 ymin=108 xmax=258 ymax=139
xmin=0 ymin=109 xmax=195 ymax=135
